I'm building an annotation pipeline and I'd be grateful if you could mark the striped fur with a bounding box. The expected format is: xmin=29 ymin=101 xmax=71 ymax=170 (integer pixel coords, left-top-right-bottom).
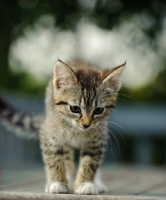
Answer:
xmin=0 ymin=97 xmax=43 ymax=139
xmin=40 ymin=59 xmax=125 ymax=195
xmin=0 ymin=59 xmax=125 ymax=194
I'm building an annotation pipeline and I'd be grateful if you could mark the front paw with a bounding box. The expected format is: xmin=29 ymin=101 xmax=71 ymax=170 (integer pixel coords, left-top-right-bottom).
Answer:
xmin=45 ymin=182 xmax=68 ymax=194
xmin=95 ymin=181 xmax=107 ymax=193
xmin=75 ymin=182 xmax=99 ymax=195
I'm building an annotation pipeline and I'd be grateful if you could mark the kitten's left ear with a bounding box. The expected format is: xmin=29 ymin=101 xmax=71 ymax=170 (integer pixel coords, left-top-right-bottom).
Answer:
xmin=102 ymin=62 xmax=126 ymax=92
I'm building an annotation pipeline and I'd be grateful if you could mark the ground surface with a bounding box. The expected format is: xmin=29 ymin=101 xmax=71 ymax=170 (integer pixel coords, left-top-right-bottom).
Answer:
xmin=0 ymin=164 xmax=166 ymax=200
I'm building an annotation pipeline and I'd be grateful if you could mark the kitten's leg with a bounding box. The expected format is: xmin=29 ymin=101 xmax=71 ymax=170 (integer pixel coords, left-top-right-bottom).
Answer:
xmin=74 ymin=143 xmax=104 ymax=195
xmin=43 ymin=146 xmax=68 ymax=194
xmin=63 ymin=146 xmax=75 ymax=191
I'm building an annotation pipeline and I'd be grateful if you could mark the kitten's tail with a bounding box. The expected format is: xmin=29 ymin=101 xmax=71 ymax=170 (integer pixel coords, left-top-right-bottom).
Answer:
xmin=0 ymin=97 xmax=44 ymax=139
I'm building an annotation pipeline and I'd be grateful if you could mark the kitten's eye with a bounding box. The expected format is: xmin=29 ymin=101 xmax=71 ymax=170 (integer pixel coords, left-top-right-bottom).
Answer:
xmin=70 ymin=106 xmax=81 ymax=113
xmin=93 ymin=107 xmax=104 ymax=115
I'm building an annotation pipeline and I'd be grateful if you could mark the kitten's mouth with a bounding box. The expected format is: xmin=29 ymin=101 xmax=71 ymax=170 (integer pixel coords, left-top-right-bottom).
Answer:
xmin=79 ymin=126 xmax=90 ymax=131
xmin=82 ymin=124 xmax=90 ymax=129
xmin=78 ymin=124 xmax=93 ymax=131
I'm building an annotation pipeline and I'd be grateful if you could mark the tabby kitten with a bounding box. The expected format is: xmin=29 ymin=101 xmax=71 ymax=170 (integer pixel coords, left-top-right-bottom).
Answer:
xmin=40 ymin=59 xmax=125 ymax=195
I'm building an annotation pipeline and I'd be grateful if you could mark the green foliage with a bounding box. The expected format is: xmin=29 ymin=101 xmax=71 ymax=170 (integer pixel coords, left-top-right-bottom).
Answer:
xmin=0 ymin=0 xmax=166 ymax=101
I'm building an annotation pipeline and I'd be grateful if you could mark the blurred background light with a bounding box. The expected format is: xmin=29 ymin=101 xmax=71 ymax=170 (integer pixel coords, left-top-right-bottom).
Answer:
xmin=9 ymin=14 xmax=164 ymax=90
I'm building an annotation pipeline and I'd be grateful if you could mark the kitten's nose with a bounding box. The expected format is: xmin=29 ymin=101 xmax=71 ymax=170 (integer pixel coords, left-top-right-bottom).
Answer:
xmin=83 ymin=124 xmax=90 ymax=129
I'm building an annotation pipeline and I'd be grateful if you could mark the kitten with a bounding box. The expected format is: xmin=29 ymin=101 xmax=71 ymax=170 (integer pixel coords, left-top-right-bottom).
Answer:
xmin=0 ymin=59 xmax=125 ymax=195
xmin=40 ymin=59 xmax=125 ymax=195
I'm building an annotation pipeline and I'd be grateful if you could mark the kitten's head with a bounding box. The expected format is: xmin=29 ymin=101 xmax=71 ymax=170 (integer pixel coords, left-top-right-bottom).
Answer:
xmin=52 ymin=59 xmax=125 ymax=131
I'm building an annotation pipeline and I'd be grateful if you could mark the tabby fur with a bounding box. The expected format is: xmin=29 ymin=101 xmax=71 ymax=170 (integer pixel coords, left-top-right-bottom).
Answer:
xmin=40 ymin=59 xmax=125 ymax=195
xmin=0 ymin=59 xmax=125 ymax=195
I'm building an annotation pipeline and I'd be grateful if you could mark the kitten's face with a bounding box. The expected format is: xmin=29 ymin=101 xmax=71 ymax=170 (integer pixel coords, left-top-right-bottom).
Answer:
xmin=54 ymin=86 xmax=116 ymax=131
xmin=53 ymin=60 xmax=125 ymax=131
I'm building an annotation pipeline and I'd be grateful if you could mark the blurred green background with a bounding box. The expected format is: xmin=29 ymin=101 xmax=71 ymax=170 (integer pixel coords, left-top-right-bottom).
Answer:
xmin=0 ymin=0 xmax=166 ymax=166
xmin=0 ymin=0 xmax=166 ymax=101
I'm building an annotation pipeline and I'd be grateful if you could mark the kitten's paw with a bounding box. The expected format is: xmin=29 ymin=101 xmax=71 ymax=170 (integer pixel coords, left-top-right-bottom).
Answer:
xmin=75 ymin=182 xmax=99 ymax=195
xmin=46 ymin=182 xmax=68 ymax=194
xmin=95 ymin=180 xmax=107 ymax=193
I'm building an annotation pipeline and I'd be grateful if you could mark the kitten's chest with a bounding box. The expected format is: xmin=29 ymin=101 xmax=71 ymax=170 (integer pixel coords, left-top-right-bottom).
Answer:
xmin=70 ymin=136 xmax=85 ymax=148
xmin=66 ymin=129 xmax=102 ymax=148
xmin=48 ymin=129 xmax=88 ymax=149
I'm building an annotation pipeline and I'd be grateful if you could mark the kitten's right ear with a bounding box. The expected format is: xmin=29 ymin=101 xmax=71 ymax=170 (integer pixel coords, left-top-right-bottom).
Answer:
xmin=102 ymin=62 xmax=126 ymax=92
xmin=53 ymin=60 xmax=77 ymax=89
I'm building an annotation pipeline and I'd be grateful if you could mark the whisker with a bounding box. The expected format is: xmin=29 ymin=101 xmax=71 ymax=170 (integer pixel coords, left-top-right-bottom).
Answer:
xmin=111 ymin=108 xmax=121 ymax=114
xmin=116 ymin=97 xmax=127 ymax=101
xmin=117 ymin=93 xmax=134 ymax=99
xmin=110 ymin=121 xmax=129 ymax=136
xmin=109 ymin=129 xmax=121 ymax=155
xmin=100 ymin=120 xmax=128 ymax=146
xmin=108 ymin=123 xmax=126 ymax=145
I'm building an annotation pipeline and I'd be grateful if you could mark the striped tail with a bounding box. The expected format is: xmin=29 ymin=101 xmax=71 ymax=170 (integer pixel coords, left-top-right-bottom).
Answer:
xmin=0 ymin=97 xmax=44 ymax=139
